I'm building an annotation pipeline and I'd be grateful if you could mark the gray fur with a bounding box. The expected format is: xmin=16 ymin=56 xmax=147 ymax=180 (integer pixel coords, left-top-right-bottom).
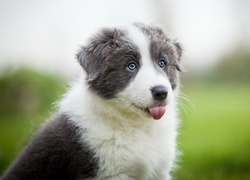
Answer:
xmin=77 ymin=23 xmax=182 ymax=97
xmin=77 ymin=27 xmax=141 ymax=99
xmin=1 ymin=114 xmax=99 ymax=180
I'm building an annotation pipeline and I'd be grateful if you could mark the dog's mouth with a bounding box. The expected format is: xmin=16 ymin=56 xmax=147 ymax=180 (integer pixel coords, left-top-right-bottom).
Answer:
xmin=133 ymin=104 xmax=166 ymax=120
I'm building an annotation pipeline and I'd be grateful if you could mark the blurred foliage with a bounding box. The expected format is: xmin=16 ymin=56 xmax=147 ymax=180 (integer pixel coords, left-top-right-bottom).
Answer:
xmin=0 ymin=69 xmax=65 ymax=117
xmin=173 ymin=49 xmax=250 ymax=179
xmin=174 ymin=83 xmax=250 ymax=179
xmin=0 ymin=68 xmax=66 ymax=174
xmin=207 ymin=48 xmax=250 ymax=82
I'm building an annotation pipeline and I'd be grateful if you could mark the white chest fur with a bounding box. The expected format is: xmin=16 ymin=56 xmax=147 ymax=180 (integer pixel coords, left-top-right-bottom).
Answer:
xmin=59 ymin=80 xmax=179 ymax=180
xmin=80 ymin=113 xmax=178 ymax=180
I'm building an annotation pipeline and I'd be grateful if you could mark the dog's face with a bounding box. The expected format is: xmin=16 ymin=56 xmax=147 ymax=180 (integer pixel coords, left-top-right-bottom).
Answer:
xmin=77 ymin=23 xmax=182 ymax=120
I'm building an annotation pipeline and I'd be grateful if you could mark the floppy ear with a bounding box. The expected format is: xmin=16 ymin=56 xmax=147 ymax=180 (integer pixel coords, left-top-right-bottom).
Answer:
xmin=76 ymin=28 xmax=119 ymax=81
xmin=173 ymin=40 xmax=184 ymax=72
xmin=76 ymin=45 xmax=106 ymax=81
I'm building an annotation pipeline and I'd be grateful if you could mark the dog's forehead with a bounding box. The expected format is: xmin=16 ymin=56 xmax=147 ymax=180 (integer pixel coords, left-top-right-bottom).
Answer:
xmin=122 ymin=24 xmax=174 ymax=67
xmin=125 ymin=25 xmax=149 ymax=52
xmin=123 ymin=24 xmax=172 ymax=58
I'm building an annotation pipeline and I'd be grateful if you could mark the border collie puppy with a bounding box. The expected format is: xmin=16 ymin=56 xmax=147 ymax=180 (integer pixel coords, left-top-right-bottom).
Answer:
xmin=2 ymin=22 xmax=183 ymax=180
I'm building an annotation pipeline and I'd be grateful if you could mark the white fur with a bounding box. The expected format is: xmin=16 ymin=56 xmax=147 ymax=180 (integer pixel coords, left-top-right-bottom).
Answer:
xmin=58 ymin=28 xmax=179 ymax=180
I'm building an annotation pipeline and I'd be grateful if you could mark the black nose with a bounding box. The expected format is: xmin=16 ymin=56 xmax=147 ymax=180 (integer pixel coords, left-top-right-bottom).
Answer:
xmin=151 ymin=86 xmax=168 ymax=100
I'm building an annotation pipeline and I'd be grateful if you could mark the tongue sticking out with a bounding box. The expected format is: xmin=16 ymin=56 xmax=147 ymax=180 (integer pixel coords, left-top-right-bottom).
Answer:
xmin=149 ymin=106 xmax=166 ymax=120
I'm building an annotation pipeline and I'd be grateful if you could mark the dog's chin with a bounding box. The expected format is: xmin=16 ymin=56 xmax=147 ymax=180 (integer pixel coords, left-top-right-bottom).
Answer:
xmin=132 ymin=104 xmax=150 ymax=116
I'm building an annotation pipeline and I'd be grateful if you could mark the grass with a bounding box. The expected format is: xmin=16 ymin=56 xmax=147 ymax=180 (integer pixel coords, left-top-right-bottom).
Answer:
xmin=0 ymin=69 xmax=250 ymax=179
xmin=174 ymin=82 xmax=250 ymax=179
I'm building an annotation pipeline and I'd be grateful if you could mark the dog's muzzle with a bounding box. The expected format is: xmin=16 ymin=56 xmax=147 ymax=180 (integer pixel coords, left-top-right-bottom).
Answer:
xmin=148 ymin=86 xmax=168 ymax=120
xmin=151 ymin=86 xmax=168 ymax=101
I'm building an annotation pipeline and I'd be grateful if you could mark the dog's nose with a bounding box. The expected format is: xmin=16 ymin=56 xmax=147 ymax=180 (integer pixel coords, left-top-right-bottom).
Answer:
xmin=151 ymin=86 xmax=168 ymax=101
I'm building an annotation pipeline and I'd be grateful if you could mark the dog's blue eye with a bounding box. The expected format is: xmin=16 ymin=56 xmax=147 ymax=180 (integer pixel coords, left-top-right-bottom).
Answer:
xmin=159 ymin=59 xmax=166 ymax=68
xmin=127 ymin=62 xmax=137 ymax=71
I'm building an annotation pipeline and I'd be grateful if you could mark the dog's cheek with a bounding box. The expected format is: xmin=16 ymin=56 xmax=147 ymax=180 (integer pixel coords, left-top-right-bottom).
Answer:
xmin=88 ymin=67 xmax=138 ymax=99
xmin=118 ymin=84 xmax=150 ymax=107
xmin=118 ymin=72 xmax=154 ymax=106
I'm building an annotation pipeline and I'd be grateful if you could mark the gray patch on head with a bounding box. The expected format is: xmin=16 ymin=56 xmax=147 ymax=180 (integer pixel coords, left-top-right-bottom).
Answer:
xmin=77 ymin=23 xmax=183 ymax=98
xmin=134 ymin=23 xmax=183 ymax=90
xmin=77 ymin=27 xmax=141 ymax=99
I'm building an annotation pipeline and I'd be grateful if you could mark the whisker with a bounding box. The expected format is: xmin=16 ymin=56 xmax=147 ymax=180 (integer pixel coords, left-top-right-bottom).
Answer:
xmin=177 ymin=92 xmax=196 ymax=112
xmin=178 ymin=101 xmax=188 ymax=115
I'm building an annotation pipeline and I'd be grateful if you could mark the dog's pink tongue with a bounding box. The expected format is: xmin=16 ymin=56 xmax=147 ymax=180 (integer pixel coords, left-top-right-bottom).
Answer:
xmin=149 ymin=106 xmax=166 ymax=120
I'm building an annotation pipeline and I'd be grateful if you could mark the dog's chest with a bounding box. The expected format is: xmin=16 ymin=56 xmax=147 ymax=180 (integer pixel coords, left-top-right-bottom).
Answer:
xmin=83 ymin=124 xmax=169 ymax=179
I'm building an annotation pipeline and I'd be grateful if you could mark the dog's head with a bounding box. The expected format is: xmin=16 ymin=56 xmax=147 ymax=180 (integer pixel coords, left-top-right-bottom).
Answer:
xmin=77 ymin=23 xmax=183 ymax=120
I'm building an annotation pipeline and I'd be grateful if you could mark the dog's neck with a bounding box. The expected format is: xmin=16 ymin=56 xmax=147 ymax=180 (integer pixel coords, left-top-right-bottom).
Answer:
xmin=58 ymin=78 xmax=163 ymax=130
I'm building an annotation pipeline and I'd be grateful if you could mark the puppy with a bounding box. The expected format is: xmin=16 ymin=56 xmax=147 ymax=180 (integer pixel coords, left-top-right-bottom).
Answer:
xmin=1 ymin=22 xmax=183 ymax=180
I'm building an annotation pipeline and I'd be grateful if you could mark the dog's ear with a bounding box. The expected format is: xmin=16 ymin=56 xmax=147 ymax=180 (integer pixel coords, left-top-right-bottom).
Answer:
xmin=76 ymin=28 xmax=119 ymax=81
xmin=76 ymin=46 xmax=105 ymax=81
xmin=173 ymin=40 xmax=184 ymax=72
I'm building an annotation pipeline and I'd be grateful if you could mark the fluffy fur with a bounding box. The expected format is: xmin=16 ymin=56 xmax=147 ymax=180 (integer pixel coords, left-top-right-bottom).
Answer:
xmin=1 ymin=23 xmax=183 ymax=180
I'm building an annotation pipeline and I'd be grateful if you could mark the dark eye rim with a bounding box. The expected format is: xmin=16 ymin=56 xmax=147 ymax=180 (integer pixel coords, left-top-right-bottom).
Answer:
xmin=158 ymin=58 xmax=166 ymax=68
xmin=126 ymin=61 xmax=138 ymax=72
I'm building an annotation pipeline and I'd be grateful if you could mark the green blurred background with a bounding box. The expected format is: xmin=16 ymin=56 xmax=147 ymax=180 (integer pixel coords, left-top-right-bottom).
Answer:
xmin=1 ymin=0 xmax=250 ymax=179
xmin=0 ymin=50 xmax=250 ymax=180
